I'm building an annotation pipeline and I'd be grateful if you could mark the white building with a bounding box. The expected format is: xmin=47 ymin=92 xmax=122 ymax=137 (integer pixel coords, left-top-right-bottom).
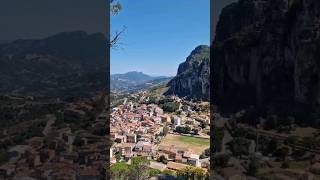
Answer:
xmin=173 ymin=116 xmax=181 ymax=126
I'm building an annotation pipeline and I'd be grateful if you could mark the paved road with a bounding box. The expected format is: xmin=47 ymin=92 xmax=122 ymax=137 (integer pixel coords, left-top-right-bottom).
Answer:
xmin=149 ymin=161 xmax=167 ymax=171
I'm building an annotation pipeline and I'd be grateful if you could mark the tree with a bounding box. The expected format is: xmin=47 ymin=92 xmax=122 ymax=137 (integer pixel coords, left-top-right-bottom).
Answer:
xmin=191 ymin=167 xmax=208 ymax=180
xmin=162 ymin=169 xmax=176 ymax=176
xmin=247 ymin=156 xmax=259 ymax=176
xmin=149 ymin=168 xmax=161 ymax=177
xmin=163 ymin=126 xmax=169 ymax=136
xmin=285 ymin=136 xmax=299 ymax=150
xmin=213 ymin=127 xmax=224 ymax=152
xmin=281 ymin=160 xmax=290 ymax=169
xmin=182 ymin=105 xmax=189 ymax=111
xmin=214 ymin=153 xmax=230 ymax=168
xmin=200 ymin=148 xmax=210 ymax=159
xmin=231 ymin=137 xmax=250 ymax=158
xmin=110 ymin=0 xmax=126 ymax=48
xmin=175 ymin=126 xmax=192 ymax=134
xmin=302 ymin=137 xmax=316 ymax=150
xmin=110 ymin=0 xmax=122 ymax=15
xmin=115 ymin=153 xmax=121 ymax=162
xmin=162 ymin=102 xmax=179 ymax=112
xmin=200 ymin=121 xmax=208 ymax=129
xmin=158 ymin=155 xmax=167 ymax=164
xmin=0 ymin=150 xmax=8 ymax=165
xmin=111 ymin=162 xmax=130 ymax=180
xmin=130 ymin=157 xmax=150 ymax=180
xmin=274 ymin=146 xmax=290 ymax=161
xmin=177 ymin=166 xmax=207 ymax=180
xmin=266 ymin=139 xmax=278 ymax=155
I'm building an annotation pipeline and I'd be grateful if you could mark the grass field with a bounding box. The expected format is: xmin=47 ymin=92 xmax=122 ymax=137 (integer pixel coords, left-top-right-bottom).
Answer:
xmin=268 ymin=160 xmax=311 ymax=170
xmin=159 ymin=134 xmax=209 ymax=154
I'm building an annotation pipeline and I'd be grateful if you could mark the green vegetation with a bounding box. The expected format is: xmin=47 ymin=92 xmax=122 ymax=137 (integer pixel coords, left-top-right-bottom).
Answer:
xmin=147 ymin=84 xmax=169 ymax=97
xmin=284 ymin=135 xmax=299 ymax=150
xmin=175 ymin=126 xmax=192 ymax=134
xmin=247 ymin=156 xmax=259 ymax=176
xmin=161 ymin=102 xmax=179 ymax=113
xmin=301 ymin=136 xmax=317 ymax=150
xmin=0 ymin=150 xmax=9 ymax=165
xmin=281 ymin=160 xmax=290 ymax=169
xmin=111 ymin=162 xmax=130 ymax=180
xmin=163 ymin=126 xmax=169 ymax=136
xmin=213 ymin=153 xmax=230 ymax=168
xmin=158 ymin=155 xmax=168 ymax=164
xmin=110 ymin=0 xmax=122 ymax=15
xmin=176 ymin=166 xmax=208 ymax=180
xmin=162 ymin=169 xmax=176 ymax=176
xmin=177 ymin=136 xmax=209 ymax=146
xmin=130 ymin=156 xmax=150 ymax=180
xmin=200 ymin=148 xmax=210 ymax=159
xmin=213 ymin=127 xmax=224 ymax=152
xmin=230 ymin=137 xmax=251 ymax=158
xmin=111 ymin=157 xmax=178 ymax=180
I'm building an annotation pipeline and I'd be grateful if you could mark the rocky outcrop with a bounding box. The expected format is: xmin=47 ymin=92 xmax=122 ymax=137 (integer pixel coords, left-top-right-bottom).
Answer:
xmin=212 ymin=0 xmax=320 ymax=125
xmin=166 ymin=45 xmax=210 ymax=100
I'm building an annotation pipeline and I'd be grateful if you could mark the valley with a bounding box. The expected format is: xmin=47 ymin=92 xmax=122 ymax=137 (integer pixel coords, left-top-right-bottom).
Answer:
xmin=109 ymin=45 xmax=211 ymax=179
xmin=0 ymin=32 xmax=109 ymax=179
xmin=111 ymin=71 xmax=171 ymax=93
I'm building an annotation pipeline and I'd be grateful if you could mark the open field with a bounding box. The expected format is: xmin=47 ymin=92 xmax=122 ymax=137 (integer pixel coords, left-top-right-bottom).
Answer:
xmin=267 ymin=161 xmax=311 ymax=170
xmin=159 ymin=134 xmax=209 ymax=154
xmin=290 ymin=127 xmax=319 ymax=137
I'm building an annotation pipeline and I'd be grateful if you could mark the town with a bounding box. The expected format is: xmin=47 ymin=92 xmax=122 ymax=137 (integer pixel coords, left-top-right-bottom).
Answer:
xmin=0 ymin=94 xmax=108 ymax=179
xmin=110 ymin=90 xmax=210 ymax=178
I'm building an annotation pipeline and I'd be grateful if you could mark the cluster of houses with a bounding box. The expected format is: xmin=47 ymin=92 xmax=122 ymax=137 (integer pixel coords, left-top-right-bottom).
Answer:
xmin=0 ymin=99 xmax=108 ymax=180
xmin=157 ymin=145 xmax=201 ymax=167
xmin=110 ymin=99 xmax=210 ymax=171
xmin=110 ymin=103 xmax=166 ymax=162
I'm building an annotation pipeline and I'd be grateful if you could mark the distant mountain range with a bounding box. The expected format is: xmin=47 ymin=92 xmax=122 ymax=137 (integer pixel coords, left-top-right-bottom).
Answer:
xmin=0 ymin=31 xmax=108 ymax=98
xmin=111 ymin=71 xmax=171 ymax=93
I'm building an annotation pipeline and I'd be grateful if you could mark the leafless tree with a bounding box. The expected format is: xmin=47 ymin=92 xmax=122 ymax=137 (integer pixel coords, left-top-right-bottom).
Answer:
xmin=110 ymin=0 xmax=126 ymax=48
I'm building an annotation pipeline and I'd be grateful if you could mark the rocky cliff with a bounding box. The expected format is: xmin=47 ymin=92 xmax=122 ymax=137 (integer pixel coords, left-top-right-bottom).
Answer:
xmin=166 ymin=45 xmax=210 ymax=100
xmin=212 ymin=0 xmax=320 ymax=124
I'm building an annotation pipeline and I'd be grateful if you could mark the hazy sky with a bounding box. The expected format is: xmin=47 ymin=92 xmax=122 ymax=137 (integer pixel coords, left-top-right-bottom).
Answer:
xmin=0 ymin=0 xmax=107 ymax=43
xmin=111 ymin=0 xmax=237 ymax=76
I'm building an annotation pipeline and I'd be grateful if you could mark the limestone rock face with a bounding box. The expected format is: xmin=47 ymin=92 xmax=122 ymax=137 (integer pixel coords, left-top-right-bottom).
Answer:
xmin=212 ymin=0 xmax=320 ymax=124
xmin=166 ymin=45 xmax=210 ymax=100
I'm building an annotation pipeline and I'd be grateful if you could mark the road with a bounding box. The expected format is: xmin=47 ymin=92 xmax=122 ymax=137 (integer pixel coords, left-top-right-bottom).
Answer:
xmin=149 ymin=161 xmax=166 ymax=171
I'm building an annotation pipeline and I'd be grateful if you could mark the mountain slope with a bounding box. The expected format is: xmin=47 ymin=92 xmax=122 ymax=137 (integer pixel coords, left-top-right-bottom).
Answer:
xmin=0 ymin=31 xmax=108 ymax=98
xmin=111 ymin=71 xmax=169 ymax=92
xmin=212 ymin=0 xmax=320 ymax=124
xmin=165 ymin=45 xmax=210 ymax=100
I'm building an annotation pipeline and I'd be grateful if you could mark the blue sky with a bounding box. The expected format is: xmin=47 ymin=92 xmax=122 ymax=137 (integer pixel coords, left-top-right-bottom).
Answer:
xmin=111 ymin=0 xmax=210 ymax=76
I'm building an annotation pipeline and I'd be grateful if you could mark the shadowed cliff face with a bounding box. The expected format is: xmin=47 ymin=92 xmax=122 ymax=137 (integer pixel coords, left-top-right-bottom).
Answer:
xmin=212 ymin=0 xmax=320 ymax=124
xmin=165 ymin=45 xmax=210 ymax=100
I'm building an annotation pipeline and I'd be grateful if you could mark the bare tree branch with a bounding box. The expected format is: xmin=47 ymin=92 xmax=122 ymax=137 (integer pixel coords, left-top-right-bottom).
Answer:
xmin=110 ymin=26 xmax=126 ymax=49
xmin=110 ymin=0 xmax=125 ymax=48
